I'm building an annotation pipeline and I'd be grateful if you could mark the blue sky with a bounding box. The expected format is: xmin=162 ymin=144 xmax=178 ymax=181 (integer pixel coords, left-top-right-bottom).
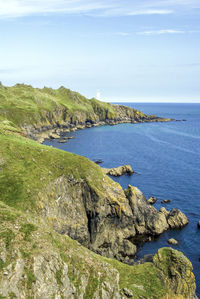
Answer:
xmin=0 ymin=0 xmax=200 ymax=102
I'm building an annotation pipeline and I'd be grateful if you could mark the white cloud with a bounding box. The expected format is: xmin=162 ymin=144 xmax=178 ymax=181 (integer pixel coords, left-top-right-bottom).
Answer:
xmin=137 ymin=29 xmax=185 ymax=35
xmin=0 ymin=0 xmax=113 ymax=18
xmin=0 ymin=0 xmax=200 ymax=18
xmin=128 ymin=9 xmax=173 ymax=16
xmin=115 ymin=32 xmax=131 ymax=36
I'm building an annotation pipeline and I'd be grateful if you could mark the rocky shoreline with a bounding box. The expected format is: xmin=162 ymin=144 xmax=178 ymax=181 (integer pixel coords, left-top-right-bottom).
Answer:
xmin=25 ymin=115 xmax=173 ymax=144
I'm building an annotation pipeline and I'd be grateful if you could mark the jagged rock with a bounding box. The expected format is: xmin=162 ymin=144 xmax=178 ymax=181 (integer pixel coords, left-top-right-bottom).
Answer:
xmin=102 ymin=165 xmax=134 ymax=176
xmin=160 ymin=207 xmax=170 ymax=217
xmin=147 ymin=196 xmax=157 ymax=205
xmin=153 ymin=247 xmax=196 ymax=298
xmin=124 ymin=185 xmax=169 ymax=235
xmin=123 ymin=287 xmax=133 ymax=297
xmin=168 ymin=238 xmax=178 ymax=245
xmin=167 ymin=208 xmax=189 ymax=228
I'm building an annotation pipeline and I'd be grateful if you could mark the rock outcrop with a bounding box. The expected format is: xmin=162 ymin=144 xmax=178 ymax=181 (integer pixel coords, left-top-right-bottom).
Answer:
xmin=102 ymin=165 xmax=134 ymax=176
xmin=38 ymin=178 xmax=189 ymax=264
xmin=153 ymin=247 xmax=196 ymax=298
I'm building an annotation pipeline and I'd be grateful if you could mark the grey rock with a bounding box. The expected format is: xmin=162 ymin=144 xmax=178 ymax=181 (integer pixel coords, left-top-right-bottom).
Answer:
xmin=123 ymin=287 xmax=133 ymax=297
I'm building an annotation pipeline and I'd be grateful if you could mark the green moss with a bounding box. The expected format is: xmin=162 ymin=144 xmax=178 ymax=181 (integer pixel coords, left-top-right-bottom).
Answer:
xmin=55 ymin=269 xmax=63 ymax=286
xmin=20 ymin=249 xmax=31 ymax=258
xmin=84 ymin=270 xmax=99 ymax=299
xmin=26 ymin=270 xmax=36 ymax=289
xmin=8 ymin=293 xmax=17 ymax=299
xmin=20 ymin=223 xmax=37 ymax=241
xmin=0 ymin=229 xmax=15 ymax=249
xmin=0 ymin=259 xmax=5 ymax=270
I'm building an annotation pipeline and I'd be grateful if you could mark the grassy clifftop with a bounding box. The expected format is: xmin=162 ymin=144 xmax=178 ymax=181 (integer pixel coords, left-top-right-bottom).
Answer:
xmin=0 ymin=84 xmax=116 ymax=126
xmin=0 ymin=84 xmax=170 ymax=139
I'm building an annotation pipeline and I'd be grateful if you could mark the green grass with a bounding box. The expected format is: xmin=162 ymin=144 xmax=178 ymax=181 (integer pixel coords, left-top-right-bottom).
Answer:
xmin=0 ymin=229 xmax=15 ymax=249
xmin=0 ymin=129 xmax=105 ymax=212
xmin=20 ymin=223 xmax=37 ymax=241
xmin=0 ymin=84 xmax=119 ymax=128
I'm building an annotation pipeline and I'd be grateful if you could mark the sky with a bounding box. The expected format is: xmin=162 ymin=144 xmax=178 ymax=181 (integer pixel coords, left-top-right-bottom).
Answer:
xmin=0 ymin=0 xmax=200 ymax=102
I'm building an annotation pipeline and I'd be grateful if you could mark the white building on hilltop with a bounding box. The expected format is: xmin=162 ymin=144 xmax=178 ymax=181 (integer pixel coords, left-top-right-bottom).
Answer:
xmin=96 ymin=90 xmax=101 ymax=100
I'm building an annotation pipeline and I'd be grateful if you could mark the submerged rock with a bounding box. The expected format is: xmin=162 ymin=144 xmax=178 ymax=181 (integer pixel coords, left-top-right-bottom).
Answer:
xmin=102 ymin=165 xmax=134 ymax=176
xmin=94 ymin=159 xmax=103 ymax=164
xmin=161 ymin=199 xmax=171 ymax=204
xmin=168 ymin=238 xmax=178 ymax=245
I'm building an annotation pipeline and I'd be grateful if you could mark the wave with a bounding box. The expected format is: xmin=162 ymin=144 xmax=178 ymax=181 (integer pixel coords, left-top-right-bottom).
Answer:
xmin=144 ymin=132 xmax=200 ymax=157
xmin=163 ymin=127 xmax=200 ymax=140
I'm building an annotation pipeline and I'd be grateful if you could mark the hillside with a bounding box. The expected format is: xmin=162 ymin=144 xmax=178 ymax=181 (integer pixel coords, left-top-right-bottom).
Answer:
xmin=0 ymin=84 xmax=172 ymax=142
xmin=0 ymin=84 xmax=196 ymax=298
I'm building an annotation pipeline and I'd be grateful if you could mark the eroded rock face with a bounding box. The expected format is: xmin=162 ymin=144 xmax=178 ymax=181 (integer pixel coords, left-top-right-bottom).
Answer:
xmin=38 ymin=178 xmax=189 ymax=264
xmin=125 ymin=185 xmax=169 ymax=235
xmin=153 ymin=247 xmax=196 ymax=298
xmin=102 ymin=165 xmax=134 ymax=177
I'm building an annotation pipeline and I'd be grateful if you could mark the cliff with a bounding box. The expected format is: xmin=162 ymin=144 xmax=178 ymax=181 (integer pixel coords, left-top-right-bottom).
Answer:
xmin=0 ymin=84 xmax=196 ymax=298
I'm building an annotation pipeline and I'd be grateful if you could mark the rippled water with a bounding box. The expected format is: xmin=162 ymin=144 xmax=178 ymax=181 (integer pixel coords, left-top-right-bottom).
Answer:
xmin=44 ymin=103 xmax=200 ymax=295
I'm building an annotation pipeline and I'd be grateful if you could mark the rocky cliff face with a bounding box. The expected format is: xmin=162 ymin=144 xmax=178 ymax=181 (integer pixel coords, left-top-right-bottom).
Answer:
xmin=0 ymin=202 xmax=196 ymax=299
xmin=37 ymin=175 xmax=189 ymax=264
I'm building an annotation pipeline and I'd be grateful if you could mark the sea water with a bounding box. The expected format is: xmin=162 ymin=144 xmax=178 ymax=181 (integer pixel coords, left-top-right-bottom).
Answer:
xmin=44 ymin=103 xmax=200 ymax=295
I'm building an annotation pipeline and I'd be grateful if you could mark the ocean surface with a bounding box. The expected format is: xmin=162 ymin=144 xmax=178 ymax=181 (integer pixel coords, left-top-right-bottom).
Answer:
xmin=44 ymin=103 xmax=200 ymax=295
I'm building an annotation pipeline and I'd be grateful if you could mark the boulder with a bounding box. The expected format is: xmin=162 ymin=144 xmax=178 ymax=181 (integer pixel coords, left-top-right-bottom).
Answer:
xmin=102 ymin=165 xmax=134 ymax=176
xmin=123 ymin=288 xmax=133 ymax=298
xmin=168 ymin=238 xmax=178 ymax=245
xmin=167 ymin=209 xmax=189 ymax=228
xmin=49 ymin=133 xmax=60 ymax=139
xmin=161 ymin=199 xmax=171 ymax=204
xmin=147 ymin=196 xmax=157 ymax=205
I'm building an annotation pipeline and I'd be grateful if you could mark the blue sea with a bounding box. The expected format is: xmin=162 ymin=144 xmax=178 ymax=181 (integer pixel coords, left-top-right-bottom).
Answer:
xmin=44 ymin=103 xmax=200 ymax=295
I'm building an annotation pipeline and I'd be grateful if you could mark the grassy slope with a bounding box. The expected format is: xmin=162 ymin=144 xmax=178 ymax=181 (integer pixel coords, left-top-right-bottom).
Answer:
xmin=0 ymin=125 xmax=105 ymax=212
xmin=0 ymin=84 xmax=118 ymax=127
